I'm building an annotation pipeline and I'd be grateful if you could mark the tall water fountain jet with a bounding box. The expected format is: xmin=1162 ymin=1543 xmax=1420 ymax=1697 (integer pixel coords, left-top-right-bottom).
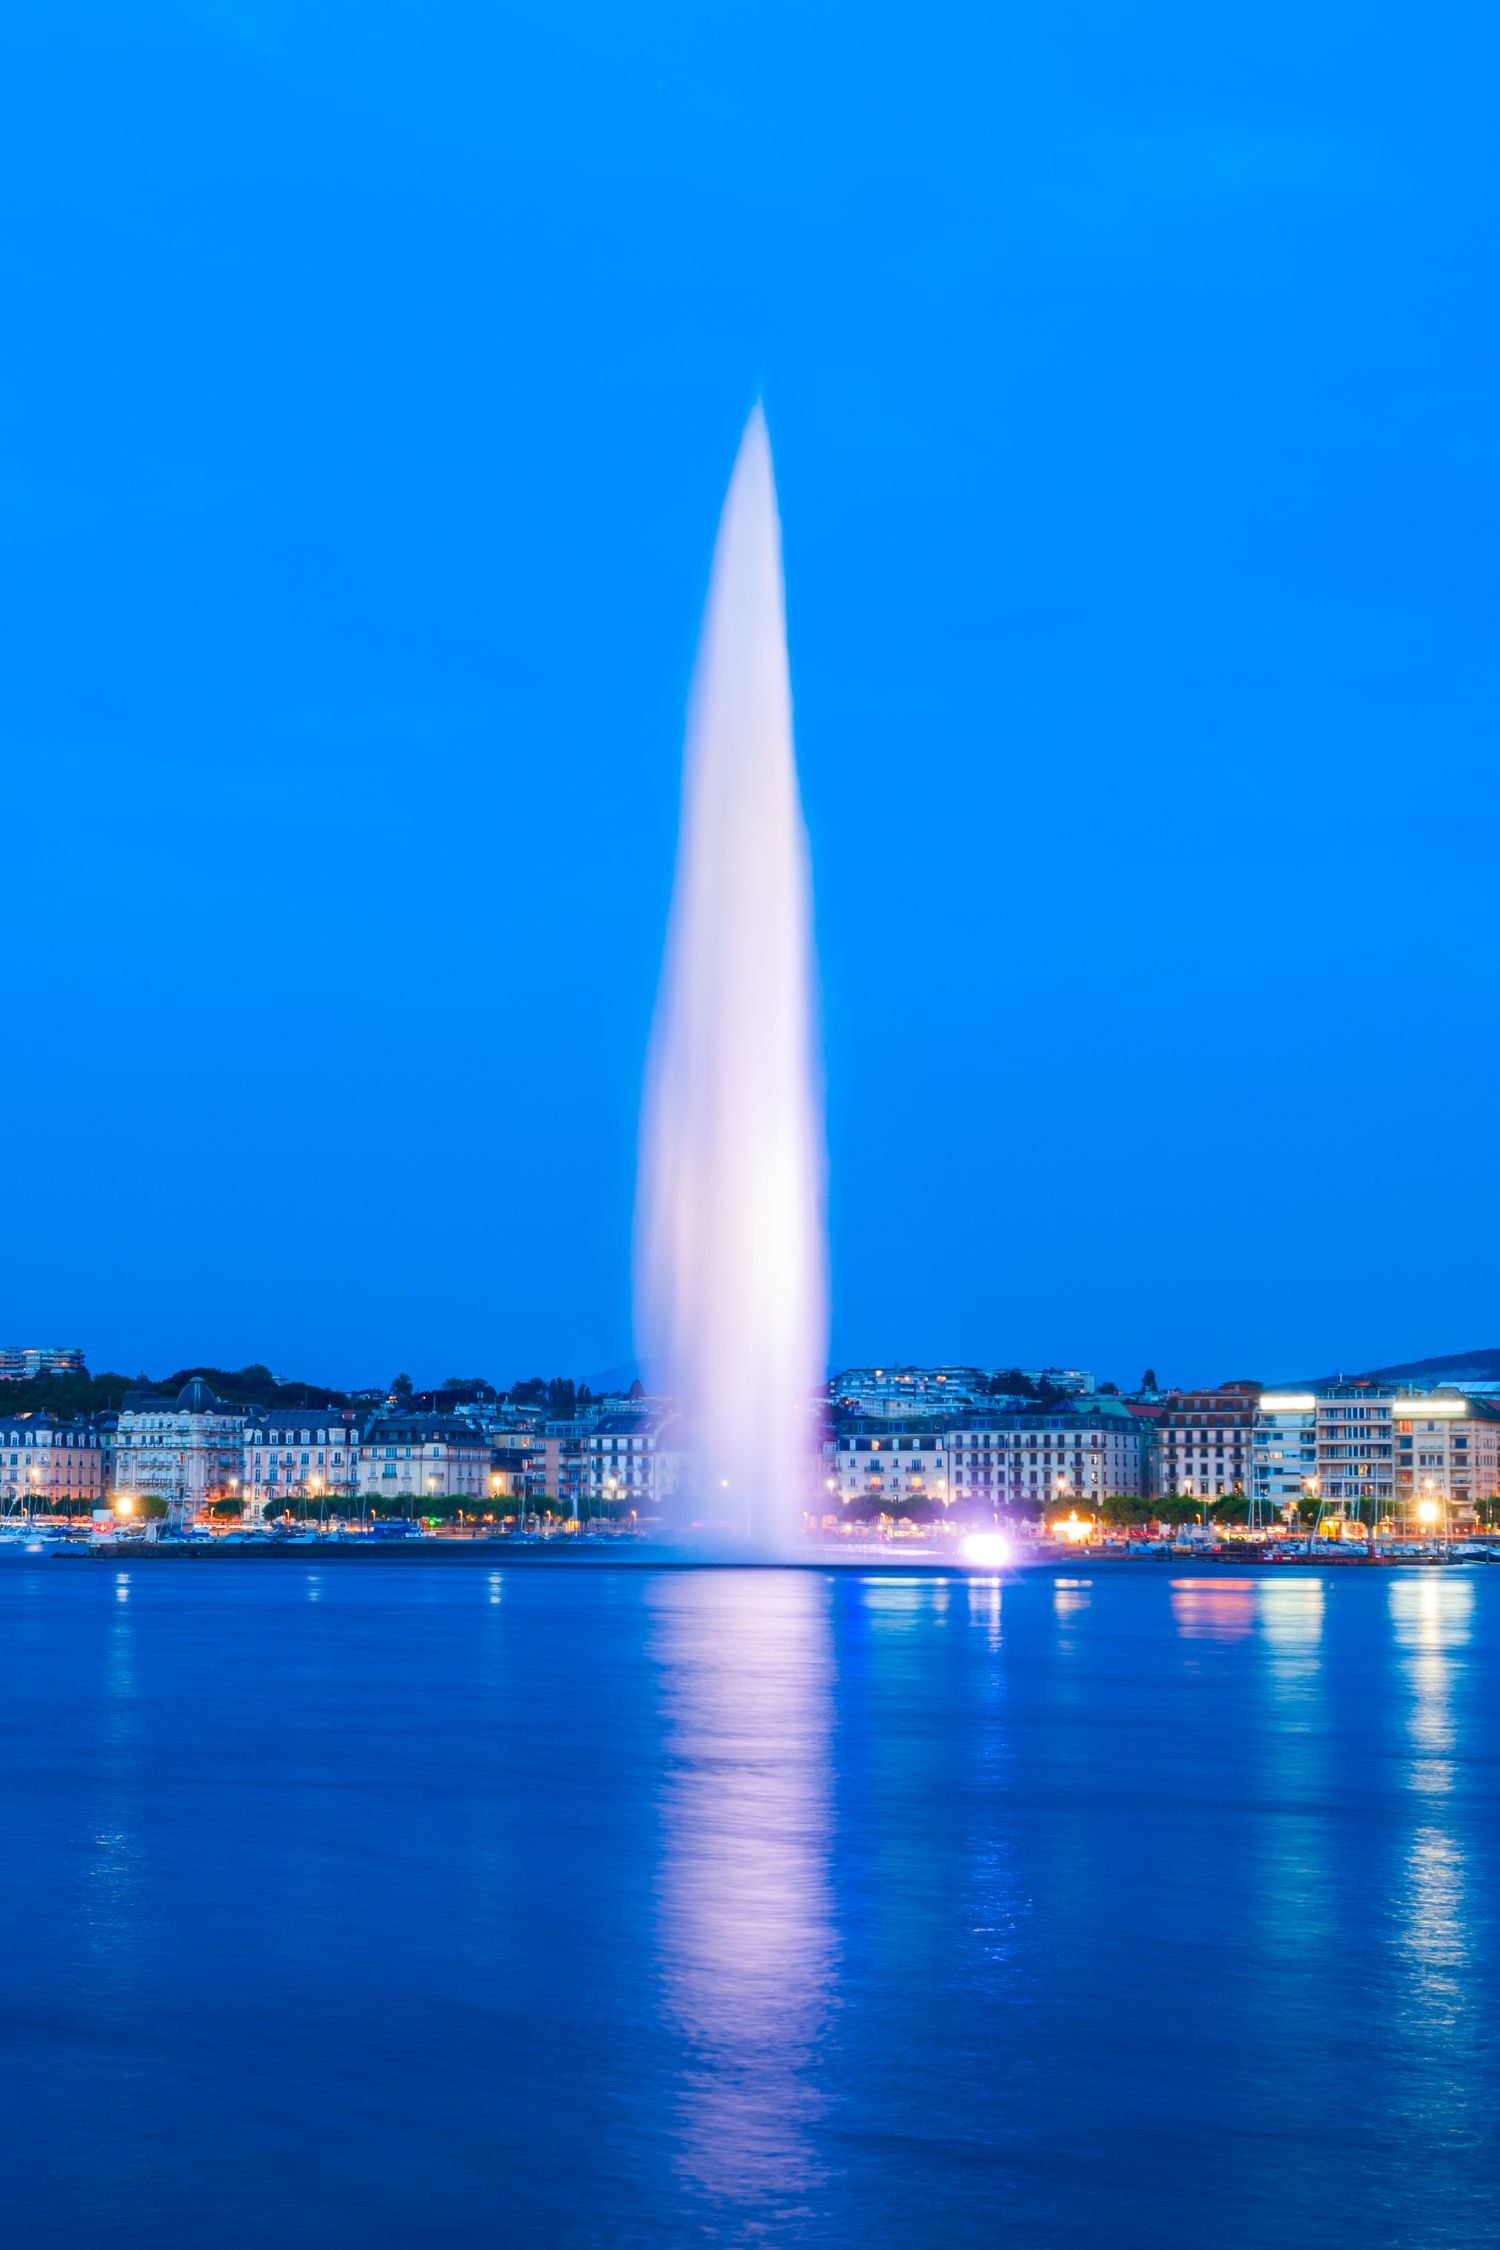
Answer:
xmin=635 ymin=407 xmax=827 ymax=1554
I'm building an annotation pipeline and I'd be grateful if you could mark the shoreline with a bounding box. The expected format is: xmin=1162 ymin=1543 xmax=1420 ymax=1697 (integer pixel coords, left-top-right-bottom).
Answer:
xmin=9 ymin=1538 xmax=1494 ymax=1573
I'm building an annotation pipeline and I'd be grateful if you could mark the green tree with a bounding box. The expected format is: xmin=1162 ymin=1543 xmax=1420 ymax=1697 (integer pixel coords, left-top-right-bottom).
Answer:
xmin=389 ymin=1372 xmax=414 ymax=1404
xmin=1097 ymin=1492 xmax=1150 ymax=1528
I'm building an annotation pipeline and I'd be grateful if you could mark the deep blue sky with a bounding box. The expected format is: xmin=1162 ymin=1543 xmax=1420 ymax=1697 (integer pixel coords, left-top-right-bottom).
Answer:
xmin=5 ymin=4 xmax=1497 ymax=1390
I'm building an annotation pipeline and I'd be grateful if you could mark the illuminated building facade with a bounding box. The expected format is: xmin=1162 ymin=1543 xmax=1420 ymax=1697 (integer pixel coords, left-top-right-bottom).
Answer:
xmin=1314 ymin=1382 xmax=1396 ymax=1519
xmin=830 ymin=1419 xmax=951 ymax=1510
xmin=946 ymin=1399 xmax=1151 ymax=1512
xmin=356 ymin=1413 xmax=491 ymax=1506
xmin=0 ymin=1345 xmax=85 ymax=1380
xmin=1156 ymin=1382 xmax=1260 ymax=1502
xmin=113 ymin=1378 xmax=247 ymax=1525
xmin=0 ymin=1415 xmax=104 ymax=1511
xmin=541 ymin=1416 xmax=594 ymax=1512
xmin=244 ymin=1408 xmax=361 ymax=1516
xmin=1389 ymin=1391 xmax=1500 ymax=1528
xmin=831 ymin=1366 xmax=984 ymax=1415
xmin=1251 ymin=1393 xmax=1319 ymax=1518
xmin=584 ymin=1405 xmax=678 ymax=1513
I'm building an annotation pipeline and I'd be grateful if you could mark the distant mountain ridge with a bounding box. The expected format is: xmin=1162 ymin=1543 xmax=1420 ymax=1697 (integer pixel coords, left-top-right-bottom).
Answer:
xmin=1294 ymin=1346 xmax=1500 ymax=1388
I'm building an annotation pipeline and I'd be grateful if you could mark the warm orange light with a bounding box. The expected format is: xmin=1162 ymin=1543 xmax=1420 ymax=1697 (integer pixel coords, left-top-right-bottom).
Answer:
xmin=115 ymin=1496 xmax=135 ymax=1517
xmin=1416 ymin=1499 xmax=1440 ymax=1525
xmin=1053 ymin=1511 xmax=1091 ymax=1544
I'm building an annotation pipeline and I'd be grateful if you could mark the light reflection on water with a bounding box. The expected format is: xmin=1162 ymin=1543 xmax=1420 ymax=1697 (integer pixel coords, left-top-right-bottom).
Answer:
xmin=2 ymin=1564 xmax=1498 ymax=2249
xmin=1390 ymin=1576 xmax=1475 ymax=2029
xmin=1053 ymin=1579 xmax=1091 ymax=1633
xmin=1169 ymin=1576 xmax=1256 ymax=1641
xmin=648 ymin=1570 xmax=835 ymax=2219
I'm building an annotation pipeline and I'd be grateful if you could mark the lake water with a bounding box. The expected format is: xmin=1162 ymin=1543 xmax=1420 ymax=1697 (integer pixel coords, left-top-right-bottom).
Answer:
xmin=2 ymin=1560 xmax=1496 ymax=2247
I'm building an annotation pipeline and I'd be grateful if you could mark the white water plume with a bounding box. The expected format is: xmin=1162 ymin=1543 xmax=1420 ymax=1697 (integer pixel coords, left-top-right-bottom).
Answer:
xmin=635 ymin=407 xmax=827 ymax=1552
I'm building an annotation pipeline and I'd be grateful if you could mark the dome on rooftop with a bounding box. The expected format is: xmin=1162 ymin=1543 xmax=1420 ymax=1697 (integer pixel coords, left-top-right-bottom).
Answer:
xmin=175 ymin=1377 xmax=218 ymax=1411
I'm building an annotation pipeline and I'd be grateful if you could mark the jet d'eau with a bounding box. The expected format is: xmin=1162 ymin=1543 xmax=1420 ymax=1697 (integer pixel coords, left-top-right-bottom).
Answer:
xmin=635 ymin=407 xmax=828 ymax=1554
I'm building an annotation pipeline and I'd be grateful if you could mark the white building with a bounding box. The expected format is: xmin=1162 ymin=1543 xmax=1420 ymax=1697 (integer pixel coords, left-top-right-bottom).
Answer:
xmin=828 ymin=1419 xmax=951 ymax=1511
xmin=831 ymin=1367 xmax=983 ymax=1416
xmin=113 ymin=1379 xmax=247 ymax=1526
xmin=946 ymin=1399 xmax=1150 ymax=1514
xmin=244 ymin=1408 xmax=361 ymax=1517
xmin=584 ymin=1406 xmax=678 ymax=1515
xmin=1315 ymin=1384 xmax=1396 ymax=1520
xmin=357 ymin=1414 xmax=491 ymax=1508
xmin=1011 ymin=1367 xmax=1096 ymax=1397
xmin=1251 ymin=1393 xmax=1319 ymax=1520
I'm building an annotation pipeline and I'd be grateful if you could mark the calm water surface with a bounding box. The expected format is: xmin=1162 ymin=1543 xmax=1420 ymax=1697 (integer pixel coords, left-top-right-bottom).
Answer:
xmin=1 ymin=1562 xmax=1496 ymax=2247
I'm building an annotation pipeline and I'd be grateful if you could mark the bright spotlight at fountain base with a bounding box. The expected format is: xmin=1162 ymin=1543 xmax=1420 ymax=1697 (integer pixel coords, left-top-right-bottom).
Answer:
xmin=960 ymin=1532 xmax=1012 ymax=1570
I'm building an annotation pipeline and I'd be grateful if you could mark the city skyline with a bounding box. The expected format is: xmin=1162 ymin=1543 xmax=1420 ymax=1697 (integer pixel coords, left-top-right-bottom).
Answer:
xmin=7 ymin=3 xmax=1497 ymax=1387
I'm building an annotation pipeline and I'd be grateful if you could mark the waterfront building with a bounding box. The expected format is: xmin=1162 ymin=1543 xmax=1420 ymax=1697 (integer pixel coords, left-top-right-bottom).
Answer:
xmin=946 ymin=1397 xmax=1151 ymax=1514
xmin=244 ymin=1407 xmax=362 ymax=1516
xmin=1389 ymin=1390 xmax=1500 ymax=1529
xmin=112 ymin=1378 xmax=248 ymax=1524
xmin=540 ymin=1415 xmax=597 ymax=1513
xmin=356 ymin=1412 xmax=491 ymax=1507
xmin=0 ymin=1344 xmax=85 ymax=1380
xmin=1251 ymin=1393 xmax=1319 ymax=1521
xmin=1155 ymin=1382 xmax=1261 ymax=1504
xmin=0 ymin=1414 xmax=104 ymax=1512
xmin=1315 ymin=1382 xmax=1396 ymax=1520
xmin=829 ymin=1418 xmax=951 ymax=1511
xmin=92 ymin=1409 xmax=119 ymax=1493
xmin=584 ymin=1404 xmax=678 ymax=1515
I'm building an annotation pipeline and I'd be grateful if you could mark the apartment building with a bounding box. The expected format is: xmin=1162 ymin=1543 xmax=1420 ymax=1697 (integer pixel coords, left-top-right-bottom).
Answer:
xmin=831 ymin=1367 xmax=983 ymax=1416
xmin=1156 ymin=1382 xmax=1261 ymax=1503
xmin=584 ymin=1405 xmax=678 ymax=1514
xmin=1251 ymin=1393 xmax=1319 ymax=1518
xmin=0 ymin=1345 xmax=85 ymax=1380
xmin=0 ymin=1414 xmax=104 ymax=1511
xmin=244 ymin=1408 xmax=361 ymax=1515
xmin=541 ymin=1416 xmax=594 ymax=1513
xmin=356 ymin=1413 xmax=492 ymax=1506
xmin=1315 ymin=1382 xmax=1396 ymax=1517
xmin=829 ymin=1419 xmax=951 ymax=1511
xmin=946 ymin=1398 xmax=1151 ymax=1512
xmin=1390 ymin=1391 xmax=1500 ymax=1528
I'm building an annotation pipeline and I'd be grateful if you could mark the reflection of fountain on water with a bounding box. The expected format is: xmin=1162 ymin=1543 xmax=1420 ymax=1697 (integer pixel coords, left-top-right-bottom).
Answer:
xmin=649 ymin=1571 xmax=835 ymax=2217
xmin=635 ymin=408 xmax=827 ymax=1553
xmin=1390 ymin=1575 xmax=1473 ymax=2018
